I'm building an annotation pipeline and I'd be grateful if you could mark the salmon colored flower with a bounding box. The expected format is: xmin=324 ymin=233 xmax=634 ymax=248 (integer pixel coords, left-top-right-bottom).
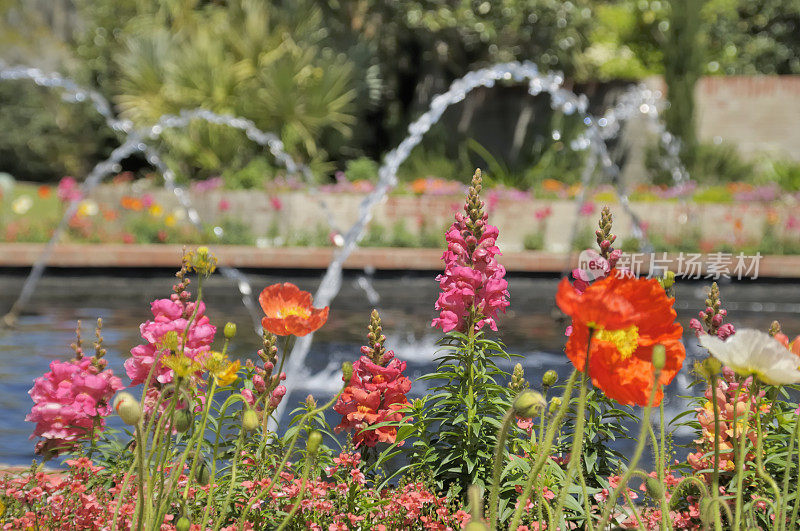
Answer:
xmin=259 ymin=283 xmax=329 ymax=336
xmin=556 ymin=270 xmax=685 ymax=406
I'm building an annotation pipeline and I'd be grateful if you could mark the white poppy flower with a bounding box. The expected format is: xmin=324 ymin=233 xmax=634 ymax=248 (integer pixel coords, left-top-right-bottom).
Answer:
xmin=699 ymin=328 xmax=800 ymax=385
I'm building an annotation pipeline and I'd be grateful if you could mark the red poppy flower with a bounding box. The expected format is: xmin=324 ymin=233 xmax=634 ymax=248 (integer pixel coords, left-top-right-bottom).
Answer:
xmin=556 ymin=270 xmax=685 ymax=406
xmin=259 ymin=283 xmax=329 ymax=336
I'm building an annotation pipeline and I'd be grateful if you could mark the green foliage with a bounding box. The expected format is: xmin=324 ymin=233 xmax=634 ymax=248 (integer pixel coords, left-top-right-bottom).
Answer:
xmin=704 ymin=0 xmax=800 ymax=75
xmin=523 ymin=232 xmax=545 ymax=251
xmin=0 ymin=82 xmax=115 ymax=181
xmin=344 ymin=157 xmax=379 ymax=183
xmin=662 ymin=0 xmax=706 ymax=162
xmin=88 ymin=0 xmax=357 ymax=179
xmin=221 ymin=158 xmax=274 ymax=190
xmin=410 ymin=328 xmax=517 ymax=497
xmin=763 ymin=159 xmax=800 ymax=191
xmin=647 ymin=141 xmax=755 ymax=186
xmin=560 ymin=389 xmax=637 ymax=487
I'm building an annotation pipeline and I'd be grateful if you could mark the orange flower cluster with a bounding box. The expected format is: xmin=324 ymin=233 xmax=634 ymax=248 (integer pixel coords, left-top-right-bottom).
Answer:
xmin=334 ymin=310 xmax=411 ymax=447
xmin=556 ymin=271 xmax=685 ymax=406
xmin=120 ymin=196 xmax=143 ymax=211
xmin=687 ymin=367 xmax=765 ymax=475
xmin=259 ymin=283 xmax=329 ymax=337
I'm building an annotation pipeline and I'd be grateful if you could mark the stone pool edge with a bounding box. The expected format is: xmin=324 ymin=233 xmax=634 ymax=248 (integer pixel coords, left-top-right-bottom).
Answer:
xmin=0 ymin=243 xmax=797 ymax=278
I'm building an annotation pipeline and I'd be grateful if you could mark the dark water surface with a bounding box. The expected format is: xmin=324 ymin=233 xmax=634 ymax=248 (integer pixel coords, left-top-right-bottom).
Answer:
xmin=2 ymin=269 xmax=800 ymax=466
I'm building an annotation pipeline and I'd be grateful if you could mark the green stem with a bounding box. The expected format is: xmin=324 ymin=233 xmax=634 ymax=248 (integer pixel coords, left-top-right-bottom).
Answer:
xmin=623 ymin=489 xmax=646 ymax=531
xmin=596 ymin=369 xmax=661 ymax=530
xmin=551 ymin=368 xmax=590 ymax=529
xmin=779 ymin=411 xmax=800 ymax=530
xmin=200 ymin=394 xmax=247 ymax=527
xmin=237 ymin=390 xmax=343 ymax=530
xmin=134 ymin=423 xmax=146 ymax=530
xmin=708 ymin=372 xmax=723 ymax=531
xmin=488 ymin=408 xmax=516 ymax=528
xmin=507 ymin=370 xmax=578 ymax=530
xmin=183 ymin=380 xmax=218 ymax=499
xmin=213 ymin=431 xmax=246 ymax=530
xmin=111 ymin=457 xmax=138 ymax=530
xmin=275 ymin=452 xmax=315 ymax=531
xmin=752 ymin=383 xmax=782 ymax=520
xmin=658 ymin=402 xmax=670 ymax=531
xmin=732 ymin=379 xmax=752 ymax=529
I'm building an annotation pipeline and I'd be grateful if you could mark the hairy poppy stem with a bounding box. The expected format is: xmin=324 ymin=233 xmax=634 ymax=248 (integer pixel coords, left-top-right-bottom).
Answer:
xmin=488 ymin=407 xmax=516 ymax=528
xmin=596 ymin=368 xmax=661 ymax=530
xmin=779 ymin=412 xmax=800 ymax=530
xmin=751 ymin=382 xmax=781 ymax=519
xmin=732 ymin=380 xmax=751 ymax=529
xmin=551 ymin=364 xmax=590 ymax=529
xmin=708 ymin=372 xmax=723 ymax=531
xmin=507 ymin=370 xmax=578 ymax=531
xmin=237 ymin=388 xmax=344 ymax=530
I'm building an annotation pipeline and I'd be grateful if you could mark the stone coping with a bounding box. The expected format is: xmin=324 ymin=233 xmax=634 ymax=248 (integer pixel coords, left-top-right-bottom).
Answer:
xmin=0 ymin=243 xmax=796 ymax=278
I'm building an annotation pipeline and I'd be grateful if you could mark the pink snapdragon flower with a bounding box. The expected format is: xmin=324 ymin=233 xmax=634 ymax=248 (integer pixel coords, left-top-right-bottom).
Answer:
xmin=432 ymin=171 xmax=509 ymax=333
xmin=688 ymin=282 xmax=735 ymax=340
xmin=27 ymin=357 xmax=123 ymax=455
xmin=124 ymin=297 xmax=216 ymax=386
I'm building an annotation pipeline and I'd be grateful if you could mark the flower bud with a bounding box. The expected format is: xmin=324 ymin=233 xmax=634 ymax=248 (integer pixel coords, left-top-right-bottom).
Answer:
xmin=342 ymin=361 xmax=353 ymax=382
xmin=113 ymin=392 xmax=141 ymax=426
xmin=548 ymin=397 xmax=562 ymax=416
xmin=195 ymin=461 xmax=210 ymax=486
xmin=513 ymin=390 xmax=546 ymax=418
xmin=702 ymin=356 xmax=722 ymax=376
xmin=652 ymin=345 xmax=666 ymax=372
xmin=307 ymin=430 xmax=323 ymax=456
xmin=242 ymin=409 xmax=259 ymax=432
xmin=644 ymin=475 xmax=663 ymax=499
xmin=224 ymin=322 xmax=237 ymax=339
xmin=176 ymin=516 xmax=191 ymax=531
xmin=305 ymin=394 xmax=317 ymax=409
xmin=542 ymin=370 xmax=558 ymax=388
xmin=174 ymin=409 xmax=193 ymax=433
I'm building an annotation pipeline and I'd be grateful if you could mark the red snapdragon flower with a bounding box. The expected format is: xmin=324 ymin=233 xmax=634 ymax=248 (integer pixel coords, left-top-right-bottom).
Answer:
xmin=334 ymin=311 xmax=411 ymax=447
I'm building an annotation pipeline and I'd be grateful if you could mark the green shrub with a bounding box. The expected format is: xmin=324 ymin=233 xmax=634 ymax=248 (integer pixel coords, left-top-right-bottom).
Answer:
xmin=692 ymin=185 xmax=733 ymax=203
xmin=344 ymin=157 xmax=379 ymax=183
xmin=523 ymin=232 xmax=544 ymax=251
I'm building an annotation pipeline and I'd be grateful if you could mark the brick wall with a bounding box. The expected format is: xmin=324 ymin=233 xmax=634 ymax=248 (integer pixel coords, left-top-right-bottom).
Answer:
xmin=648 ymin=76 xmax=800 ymax=161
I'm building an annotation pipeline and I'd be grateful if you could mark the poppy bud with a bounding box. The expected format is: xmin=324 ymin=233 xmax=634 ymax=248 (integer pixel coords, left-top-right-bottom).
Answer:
xmin=644 ymin=476 xmax=663 ymax=499
xmin=342 ymin=361 xmax=353 ymax=382
xmin=548 ymin=397 xmax=562 ymax=416
xmin=174 ymin=409 xmax=193 ymax=433
xmin=176 ymin=516 xmax=191 ymax=531
xmin=113 ymin=392 xmax=141 ymax=426
xmin=224 ymin=322 xmax=237 ymax=339
xmin=513 ymin=390 xmax=546 ymax=418
xmin=652 ymin=345 xmax=666 ymax=372
xmin=699 ymin=357 xmax=722 ymax=379
xmin=195 ymin=461 xmax=210 ymax=486
xmin=542 ymin=370 xmax=558 ymax=388
xmin=242 ymin=409 xmax=259 ymax=432
xmin=307 ymin=430 xmax=323 ymax=456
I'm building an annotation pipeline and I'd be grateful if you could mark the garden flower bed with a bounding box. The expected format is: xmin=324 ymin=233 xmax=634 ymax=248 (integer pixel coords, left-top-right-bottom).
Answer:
xmin=3 ymin=171 xmax=800 ymax=530
xmin=4 ymin=175 xmax=800 ymax=255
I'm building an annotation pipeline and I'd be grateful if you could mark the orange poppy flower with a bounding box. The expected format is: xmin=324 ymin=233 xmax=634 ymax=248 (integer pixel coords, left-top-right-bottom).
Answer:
xmin=556 ymin=270 xmax=685 ymax=407
xmin=259 ymin=283 xmax=329 ymax=337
